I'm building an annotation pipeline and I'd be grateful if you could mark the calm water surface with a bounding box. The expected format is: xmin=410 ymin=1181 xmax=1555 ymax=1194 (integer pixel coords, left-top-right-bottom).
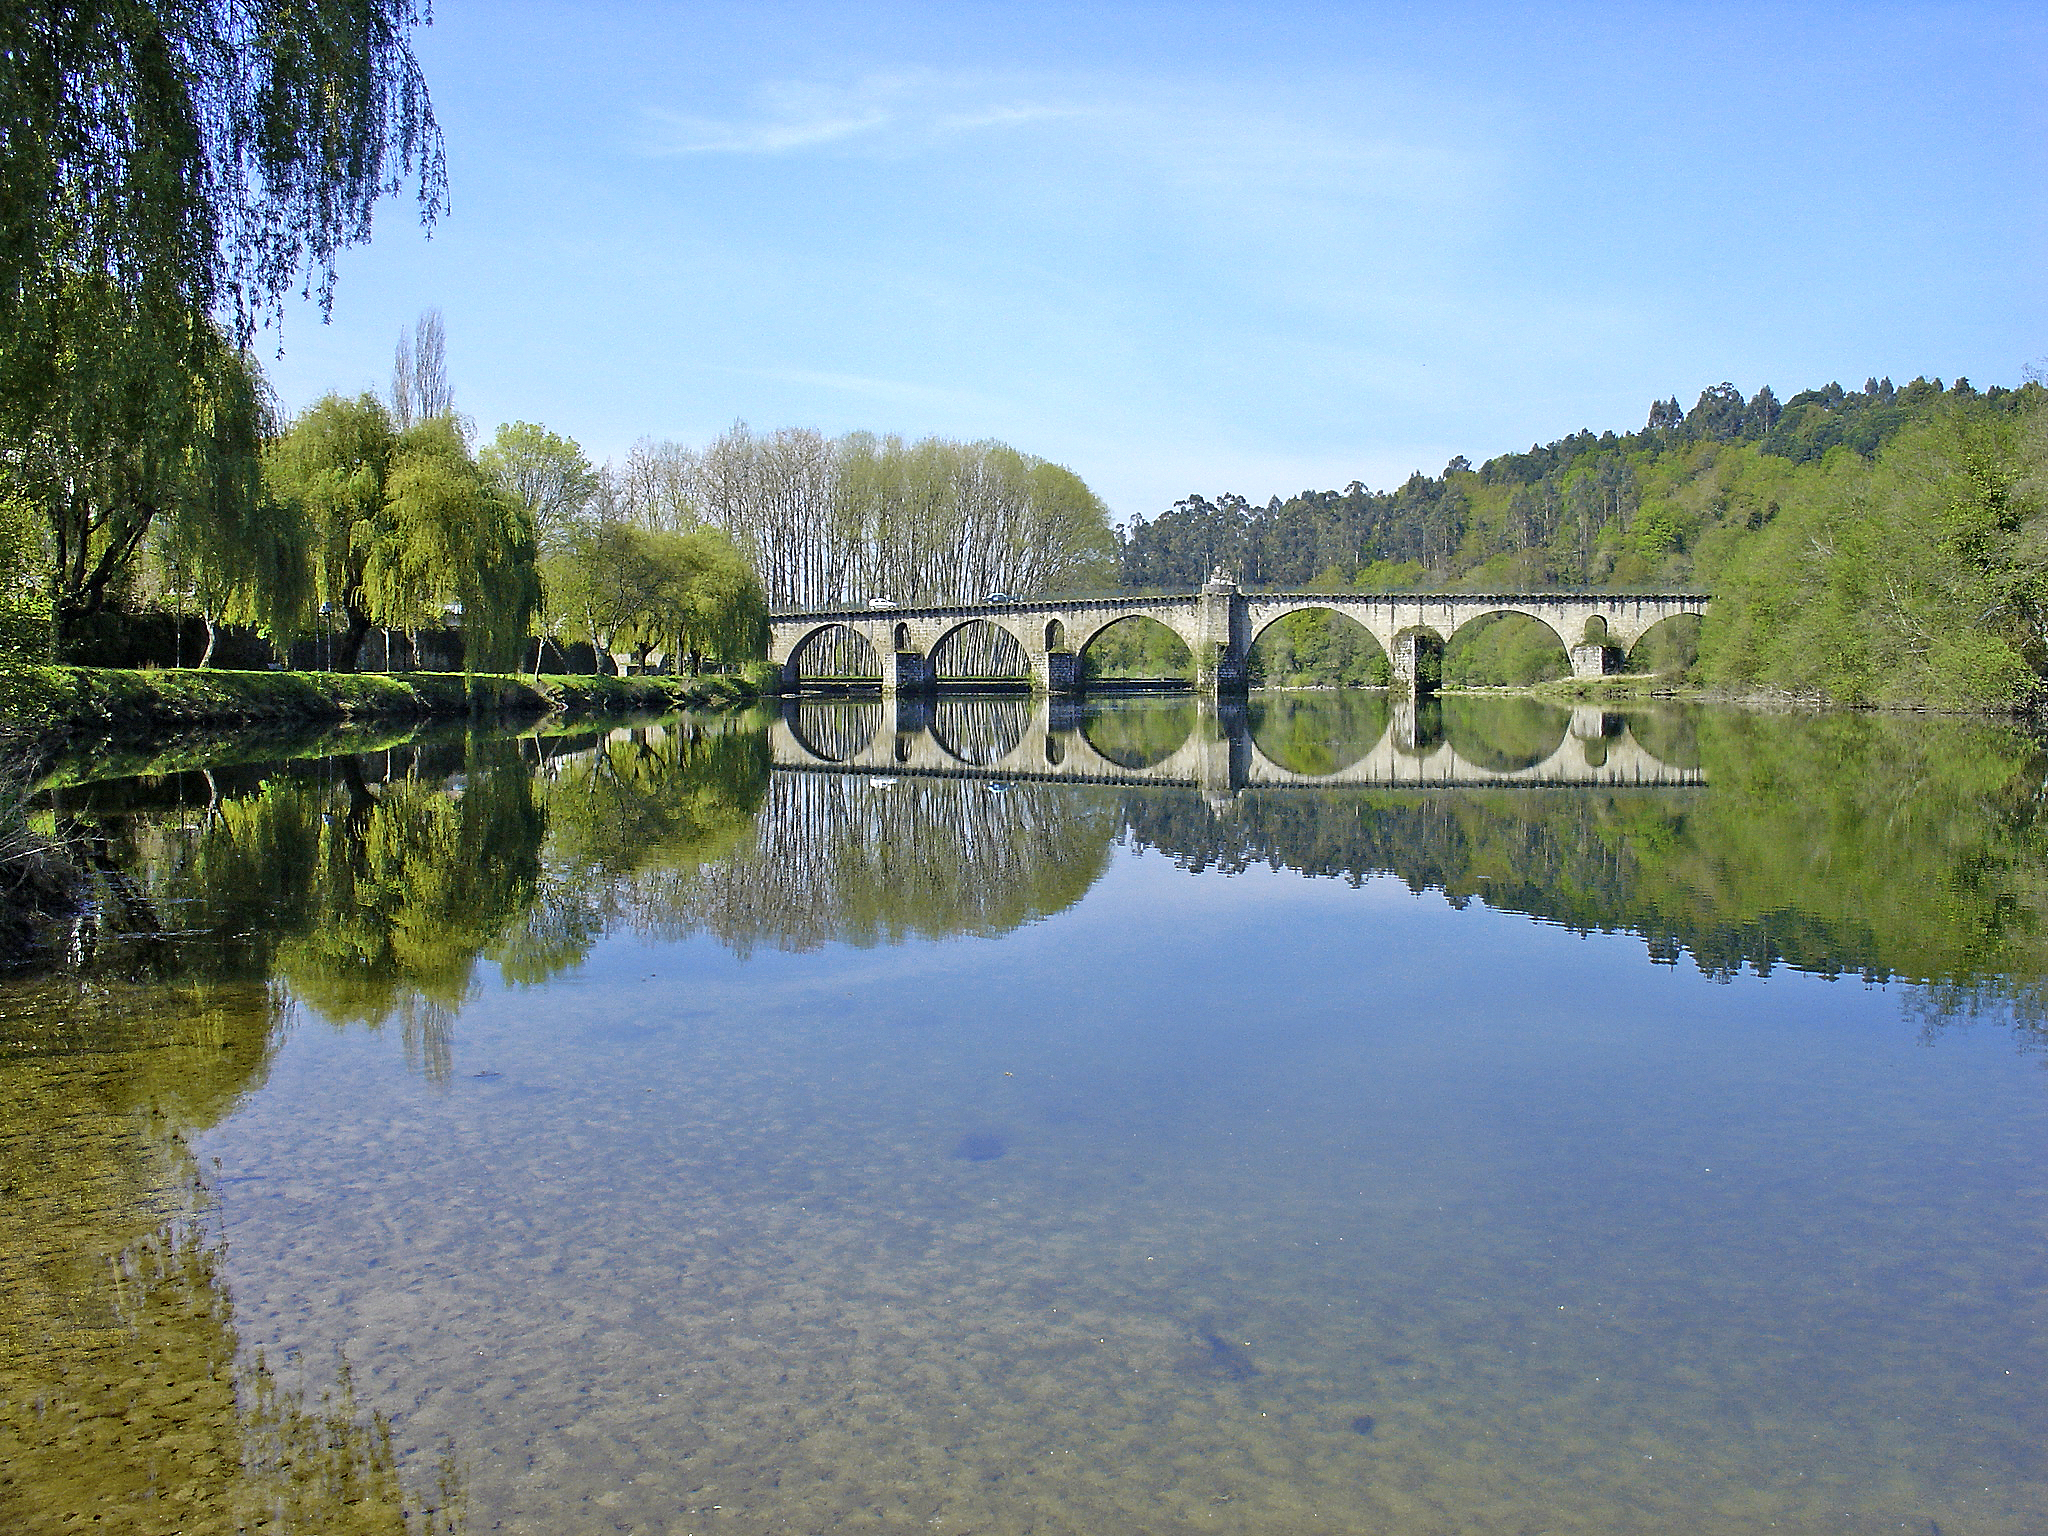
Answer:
xmin=4 ymin=695 xmax=2045 ymax=1534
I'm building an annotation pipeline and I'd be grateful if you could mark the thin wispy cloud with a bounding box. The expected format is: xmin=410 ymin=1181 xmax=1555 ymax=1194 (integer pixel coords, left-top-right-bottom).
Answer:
xmin=632 ymin=69 xmax=1489 ymax=216
xmin=637 ymin=73 xmax=1093 ymax=157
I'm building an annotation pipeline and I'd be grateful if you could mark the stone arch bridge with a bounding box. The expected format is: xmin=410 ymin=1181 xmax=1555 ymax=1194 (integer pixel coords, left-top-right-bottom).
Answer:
xmin=769 ymin=576 xmax=1708 ymax=695
xmin=770 ymin=697 xmax=1702 ymax=795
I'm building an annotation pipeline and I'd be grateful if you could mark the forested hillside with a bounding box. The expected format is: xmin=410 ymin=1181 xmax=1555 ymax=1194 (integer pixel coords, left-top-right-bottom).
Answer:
xmin=1121 ymin=375 xmax=2048 ymax=707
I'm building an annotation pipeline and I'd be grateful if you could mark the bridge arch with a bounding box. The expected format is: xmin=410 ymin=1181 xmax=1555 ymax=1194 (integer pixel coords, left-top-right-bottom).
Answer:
xmin=1069 ymin=607 xmax=1200 ymax=655
xmin=1625 ymin=611 xmax=1703 ymax=676
xmin=1442 ymin=610 xmax=1573 ymax=688
xmin=1246 ymin=605 xmax=1389 ymax=688
xmin=1077 ymin=613 xmax=1194 ymax=684
xmin=787 ymin=623 xmax=881 ymax=683
xmin=930 ymin=618 xmax=1031 ymax=681
xmin=1444 ymin=605 xmax=1573 ymax=656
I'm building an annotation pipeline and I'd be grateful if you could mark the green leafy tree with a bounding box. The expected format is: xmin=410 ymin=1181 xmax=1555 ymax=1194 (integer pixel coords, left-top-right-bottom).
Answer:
xmin=654 ymin=529 xmax=769 ymax=673
xmin=265 ymin=392 xmax=396 ymax=669
xmin=544 ymin=522 xmax=765 ymax=674
xmin=543 ymin=519 xmax=667 ymax=674
xmin=1 ymin=2 xmax=443 ymax=642
xmin=268 ymin=397 xmax=538 ymax=671
xmin=0 ymin=2 xmax=441 ymax=339
xmin=370 ymin=418 xmax=540 ymax=671
xmin=148 ymin=373 xmax=317 ymax=666
xmin=481 ymin=421 xmax=601 ymax=558
xmin=0 ymin=495 xmax=52 ymax=663
xmin=14 ymin=305 xmax=280 ymax=638
xmin=1702 ymin=405 xmax=2048 ymax=707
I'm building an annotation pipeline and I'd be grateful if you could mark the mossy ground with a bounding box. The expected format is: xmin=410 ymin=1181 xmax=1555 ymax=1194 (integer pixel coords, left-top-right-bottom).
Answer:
xmin=0 ymin=665 xmax=755 ymax=744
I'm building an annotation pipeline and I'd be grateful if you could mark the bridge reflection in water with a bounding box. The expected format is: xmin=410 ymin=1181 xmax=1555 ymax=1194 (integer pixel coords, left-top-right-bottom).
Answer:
xmin=771 ymin=693 xmax=1703 ymax=795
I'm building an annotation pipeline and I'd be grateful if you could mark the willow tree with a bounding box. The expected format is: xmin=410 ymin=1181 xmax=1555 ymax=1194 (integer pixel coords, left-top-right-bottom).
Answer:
xmin=370 ymin=417 xmax=540 ymax=670
xmin=268 ymin=397 xmax=538 ymax=671
xmin=0 ymin=494 xmax=52 ymax=662
xmin=18 ymin=291 xmax=285 ymax=635
xmin=147 ymin=356 xmax=317 ymax=665
xmin=155 ymin=472 xmax=317 ymax=669
xmin=0 ymin=1 xmax=443 ymax=637
xmin=543 ymin=522 xmax=765 ymax=674
xmin=657 ymin=529 xmax=768 ymax=674
xmin=264 ymin=392 xmax=393 ymax=669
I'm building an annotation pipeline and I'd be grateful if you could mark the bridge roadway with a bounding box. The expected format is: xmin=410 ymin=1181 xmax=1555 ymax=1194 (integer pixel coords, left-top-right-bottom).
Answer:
xmin=769 ymin=697 xmax=1703 ymax=795
xmin=767 ymin=574 xmax=1710 ymax=695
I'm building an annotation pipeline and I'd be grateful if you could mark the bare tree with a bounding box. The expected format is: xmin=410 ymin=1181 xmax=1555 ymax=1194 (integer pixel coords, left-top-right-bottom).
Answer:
xmin=608 ymin=426 xmax=1117 ymax=611
xmin=390 ymin=308 xmax=453 ymax=429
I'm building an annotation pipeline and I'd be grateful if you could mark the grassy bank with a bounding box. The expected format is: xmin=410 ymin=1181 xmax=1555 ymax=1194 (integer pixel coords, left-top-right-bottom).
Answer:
xmin=1525 ymin=673 xmax=1697 ymax=704
xmin=0 ymin=665 xmax=756 ymax=743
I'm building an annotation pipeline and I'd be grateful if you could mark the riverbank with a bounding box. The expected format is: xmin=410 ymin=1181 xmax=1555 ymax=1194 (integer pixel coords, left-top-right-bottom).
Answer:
xmin=0 ymin=664 xmax=759 ymax=745
xmin=0 ymin=664 xmax=764 ymax=962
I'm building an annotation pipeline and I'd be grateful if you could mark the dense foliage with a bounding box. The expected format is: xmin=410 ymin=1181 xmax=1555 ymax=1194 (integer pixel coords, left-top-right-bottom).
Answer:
xmin=539 ymin=519 xmax=766 ymax=676
xmin=0 ymin=1 xmax=442 ymax=645
xmin=265 ymin=394 xmax=540 ymax=670
xmin=1701 ymin=411 xmax=2048 ymax=706
xmin=1120 ymin=375 xmax=2047 ymax=705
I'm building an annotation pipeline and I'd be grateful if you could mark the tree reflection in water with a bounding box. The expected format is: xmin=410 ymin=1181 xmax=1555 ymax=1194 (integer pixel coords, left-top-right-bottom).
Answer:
xmin=12 ymin=697 xmax=2048 ymax=1529
xmin=21 ymin=697 xmax=2048 ymax=1059
xmin=1247 ymin=692 xmax=1391 ymax=776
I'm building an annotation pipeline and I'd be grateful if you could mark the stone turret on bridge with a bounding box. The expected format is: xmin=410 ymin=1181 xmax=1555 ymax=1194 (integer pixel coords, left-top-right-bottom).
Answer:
xmin=767 ymin=578 xmax=1707 ymax=697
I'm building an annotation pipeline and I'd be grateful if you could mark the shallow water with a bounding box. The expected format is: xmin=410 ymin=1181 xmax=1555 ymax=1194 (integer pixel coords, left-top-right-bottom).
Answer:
xmin=4 ymin=695 xmax=2046 ymax=1534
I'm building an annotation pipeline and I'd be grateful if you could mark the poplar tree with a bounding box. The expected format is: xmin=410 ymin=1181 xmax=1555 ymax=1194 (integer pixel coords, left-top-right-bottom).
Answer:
xmin=604 ymin=427 xmax=1118 ymax=610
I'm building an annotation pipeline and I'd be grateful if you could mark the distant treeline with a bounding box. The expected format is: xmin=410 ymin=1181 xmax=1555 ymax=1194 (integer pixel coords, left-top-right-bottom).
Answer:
xmin=1120 ymin=375 xmax=2048 ymax=707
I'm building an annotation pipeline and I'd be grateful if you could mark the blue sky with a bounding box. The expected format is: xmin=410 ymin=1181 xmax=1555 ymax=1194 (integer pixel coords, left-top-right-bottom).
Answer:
xmin=264 ymin=2 xmax=2047 ymax=523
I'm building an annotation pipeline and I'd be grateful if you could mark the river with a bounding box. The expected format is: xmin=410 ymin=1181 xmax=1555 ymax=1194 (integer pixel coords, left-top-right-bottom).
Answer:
xmin=4 ymin=694 xmax=2044 ymax=1534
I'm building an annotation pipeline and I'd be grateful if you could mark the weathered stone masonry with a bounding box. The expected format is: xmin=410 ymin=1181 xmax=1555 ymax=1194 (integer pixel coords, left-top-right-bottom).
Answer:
xmin=768 ymin=574 xmax=1708 ymax=697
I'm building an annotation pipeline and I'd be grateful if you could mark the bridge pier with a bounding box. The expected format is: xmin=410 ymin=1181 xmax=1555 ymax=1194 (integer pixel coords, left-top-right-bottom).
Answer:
xmin=1391 ymin=631 xmax=1444 ymax=698
xmin=881 ymin=649 xmax=937 ymax=696
xmin=1194 ymin=572 xmax=1251 ymax=698
xmin=1569 ymin=643 xmax=1619 ymax=679
xmin=1035 ymin=649 xmax=1082 ymax=695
